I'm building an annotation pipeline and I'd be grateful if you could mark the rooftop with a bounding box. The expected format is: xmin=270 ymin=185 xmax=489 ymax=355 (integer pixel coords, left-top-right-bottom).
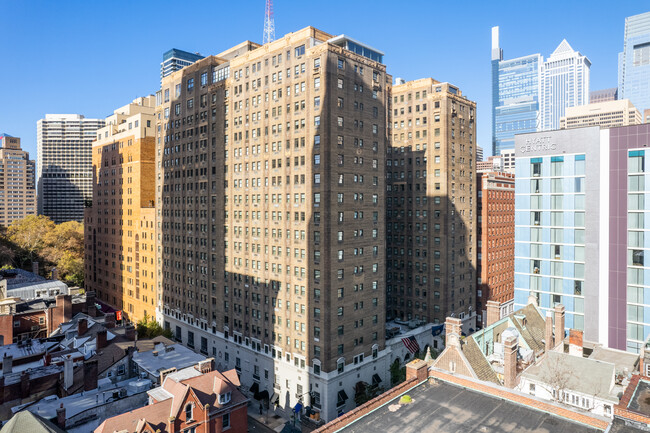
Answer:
xmin=0 ymin=411 xmax=66 ymax=433
xmin=132 ymin=342 xmax=207 ymax=377
xmin=337 ymin=378 xmax=603 ymax=433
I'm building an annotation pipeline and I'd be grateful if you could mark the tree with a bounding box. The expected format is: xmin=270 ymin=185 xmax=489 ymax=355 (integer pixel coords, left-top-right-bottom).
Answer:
xmin=538 ymin=353 xmax=577 ymax=403
xmin=6 ymin=215 xmax=55 ymax=265
xmin=390 ymin=358 xmax=406 ymax=386
xmin=136 ymin=316 xmax=173 ymax=340
xmin=41 ymin=221 xmax=84 ymax=285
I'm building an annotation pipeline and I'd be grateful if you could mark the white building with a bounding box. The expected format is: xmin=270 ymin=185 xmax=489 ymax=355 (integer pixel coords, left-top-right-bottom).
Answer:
xmin=540 ymin=40 xmax=591 ymax=131
xmin=37 ymin=114 xmax=104 ymax=223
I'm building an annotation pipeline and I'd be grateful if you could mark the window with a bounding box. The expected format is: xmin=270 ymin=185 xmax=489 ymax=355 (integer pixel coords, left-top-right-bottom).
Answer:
xmin=295 ymin=44 xmax=306 ymax=57
xmin=185 ymin=404 xmax=193 ymax=421
xmin=222 ymin=412 xmax=230 ymax=428
xmin=187 ymin=78 xmax=194 ymax=91
xmin=337 ymin=358 xmax=345 ymax=373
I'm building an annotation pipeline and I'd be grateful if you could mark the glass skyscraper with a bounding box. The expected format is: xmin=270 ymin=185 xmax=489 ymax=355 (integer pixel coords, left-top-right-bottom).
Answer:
xmin=619 ymin=12 xmax=650 ymax=114
xmin=491 ymin=27 xmax=541 ymax=156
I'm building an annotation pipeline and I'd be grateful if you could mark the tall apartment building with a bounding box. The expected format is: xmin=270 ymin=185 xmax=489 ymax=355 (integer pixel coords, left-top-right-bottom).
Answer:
xmin=386 ymin=79 xmax=477 ymax=329
xmin=560 ymin=99 xmax=642 ymax=129
xmin=619 ymin=12 xmax=650 ymax=113
xmin=590 ymin=87 xmax=618 ymax=103
xmin=477 ymin=171 xmax=514 ymax=326
xmin=540 ymin=40 xmax=591 ymax=131
xmin=37 ymin=114 xmax=105 ymax=223
xmin=476 ymin=145 xmax=484 ymax=162
xmin=491 ymin=26 xmax=542 ymax=155
xmin=156 ymin=27 xmax=391 ymax=421
xmin=161 ymin=48 xmax=204 ymax=81
xmin=0 ymin=135 xmax=36 ymax=226
xmin=84 ymin=97 xmax=156 ymax=323
xmin=514 ymin=124 xmax=650 ymax=353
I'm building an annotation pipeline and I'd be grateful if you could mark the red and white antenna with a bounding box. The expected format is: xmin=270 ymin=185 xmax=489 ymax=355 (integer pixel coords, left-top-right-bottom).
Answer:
xmin=263 ymin=0 xmax=275 ymax=45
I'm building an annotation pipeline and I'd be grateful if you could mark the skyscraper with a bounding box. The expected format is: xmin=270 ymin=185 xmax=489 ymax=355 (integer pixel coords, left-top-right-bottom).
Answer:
xmin=37 ymin=114 xmax=105 ymax=223
xmin=387 ymin=78 xmax=477 ymax=330
xmin=540 ymin=40 xmax=591 ymax=131
xmin=84 ymin=96 xmax=157 ymax=323
xmin=160 ymin=48 xmax=204 ymax=81
xmin=619 ymin=12 xmax=650 ymax=114
xmin=156 ymin=27 xmax=391 ymax=421
xmin=0 ymin=134 xmax=36 ymax=226
xmin=513 ymin=123 xmax=650 ymax=353
xmin=491 ymin=26 xmax=542 ymax=156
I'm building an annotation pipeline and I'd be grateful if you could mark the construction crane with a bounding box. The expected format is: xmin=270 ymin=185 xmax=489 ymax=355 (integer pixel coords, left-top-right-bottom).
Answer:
xmin=263 ymin=0 xmax=275 ymax=45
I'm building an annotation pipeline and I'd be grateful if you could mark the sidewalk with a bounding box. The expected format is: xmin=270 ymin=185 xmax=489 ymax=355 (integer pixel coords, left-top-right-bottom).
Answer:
xmin=247 ymin=400 xmax=288 ymax=432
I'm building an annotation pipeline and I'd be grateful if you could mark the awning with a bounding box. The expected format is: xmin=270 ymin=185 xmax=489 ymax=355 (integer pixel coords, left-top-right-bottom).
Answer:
xmin=294 ymin=402 xmax=303 ymax=413
xmin=259 ymin=390 xmax=269 ymax=401
xmin=270 ymin=393 xmax=279 ymax=405
xmin=337 ymin=390 xmax=349 ymax=401
xmin=250 ymin=382 xmax=259 ymax=394
xmin=372 ymin=374 xmax=382 ymax=385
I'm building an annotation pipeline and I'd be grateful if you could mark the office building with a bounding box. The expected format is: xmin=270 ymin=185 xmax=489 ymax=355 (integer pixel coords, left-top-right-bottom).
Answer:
xmin=477 ymin=157 xmax=501 ymax=173
xmin=491 ymin=26 xmax=542 ymax=155
xmin=540 ymin=40 xmax=591 ymax=131
xmin=619 ymin=12 xmax=650 ymax=113
xmin=161 ymin=48 xmax=204 ymax=81
xmin=501 ymin=149 xmax=515 ymax=173
xmin=476 ymin=145 xmax=484 ymax=162
xmin=37 ymin=114 xmax=105 ymax=223
xmin=590 ymin=88 xmax=618 ymax=103
xmin=560 ymin=99 xmax=642 ymax=129
xmin=514 ymin=123 xmax=650 ymax=353
xmin=477 ymin=171 xmax=514 ymax=326
xmin=0 ymin=135 xmax=36 ymax=226
xmin=387 ymin=78 xmax=477 ymax=328
xmin=156 ymin=27 xmax=391 ymax=421
xmin=84 ymin=97 xmax=156 ymax=323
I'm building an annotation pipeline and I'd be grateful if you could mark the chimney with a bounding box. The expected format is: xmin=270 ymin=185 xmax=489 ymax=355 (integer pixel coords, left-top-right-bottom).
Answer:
xmin=486 ymin=300 xmax=500 ymax=327
xmin=554 ymin=304 xmax=566 ymax=348
xmin=44 ymin=353 xmax=52 ymax=366
xmin=104 ymin=312 xmax=116 ymax=329
xmin=78 ymin=318 xmax=88 ymax=336
xmin=0 ymin=376 xmax=5 ymax=404
xmin=2 ymin=354 xmax=12 ymax=375
xmin=31 ymin=261 xmax=39 ymax=276
xmin=96 ymin=329 xmax=107 ymax=350
xmin=20 ymin=371 xmax=30 ymax=398
xmin=527 ymin=294 xmax=538 ymax=307
xmin=406 ymin=359 xmax=429 ymax=383
xmin=63 ymin=356 xmax=73 ymax=390
xmin=197 ymin=358 xmax=214 ymax=374
xmin=51 ymin=268 xmax=58 ymax=281
xmin=168 ymin=416 xmax=176 ymax=433
xmin=86 ymin=291 xmax=97 ymax=317
xmin=444 ymin=317 xmax=463 ymax=348
xmin=569 ymin=329 xmax=584 ymax=357
xmin=83 ymin=359 xmax=98 ymax=391
xmin=503 ymin=335 xmax=518 ymax=388
xmin=125 ymin=324 xmax=135 ymax=341
xmin=545 ymin=311 xmax=554 ymax=352
xmin=160 ymin=367 xmax=177 ymax=384
xmin=56 ymin=404 xmax=66 ymax=429
xmin=56 ymin=294 xmax=72 ymax=323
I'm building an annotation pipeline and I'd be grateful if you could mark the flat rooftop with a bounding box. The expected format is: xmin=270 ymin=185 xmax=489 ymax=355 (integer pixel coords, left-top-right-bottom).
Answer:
xmin=338 ymin=380 xmax=603 ymax=433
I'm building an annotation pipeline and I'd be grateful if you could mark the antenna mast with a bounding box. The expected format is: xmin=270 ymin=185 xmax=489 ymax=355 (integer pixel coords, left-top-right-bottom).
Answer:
xmin=263 ymin=0 xmax=275 ymax=45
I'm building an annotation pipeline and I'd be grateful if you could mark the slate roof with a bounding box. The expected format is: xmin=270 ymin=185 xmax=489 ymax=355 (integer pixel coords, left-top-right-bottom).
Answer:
xmin=0 ymin=411 xmax=66 ymax=433
xmin=462 ymin=337 xmax=500 ymax=384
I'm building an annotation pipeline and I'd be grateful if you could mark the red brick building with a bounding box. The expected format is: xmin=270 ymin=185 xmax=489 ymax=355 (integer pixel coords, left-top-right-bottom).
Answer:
xmin=477 ymin=171 xmax=514 ymax=327
xmin=95 ymin=365 xmax=248 ymax=433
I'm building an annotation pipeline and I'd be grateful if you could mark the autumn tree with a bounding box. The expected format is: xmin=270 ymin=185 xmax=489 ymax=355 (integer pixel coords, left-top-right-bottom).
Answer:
xmin=42 ymin=221 xmax=84 ymax=285
xmin=6 ymin=215 xmax=55 ymax=266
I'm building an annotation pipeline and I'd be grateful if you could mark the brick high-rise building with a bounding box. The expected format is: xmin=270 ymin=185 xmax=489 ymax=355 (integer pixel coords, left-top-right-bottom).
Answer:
xmin=84 ymin=97 xmax=157 ymax=323
xmin=156 ymin=27 xmax=390 ymax=421
xmin=477 ymin=171 xmax=514 ymax=327
xmin=386 ymin=79 xmax=477 ymax=329
xmin=37 ymin=114 xmax=105 ymax=223
xmin=0 ymin=134 xmax=36 ymax=226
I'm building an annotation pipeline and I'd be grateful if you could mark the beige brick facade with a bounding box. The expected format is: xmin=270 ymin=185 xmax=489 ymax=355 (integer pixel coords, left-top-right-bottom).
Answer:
xmin=0 ymin=135 xmax=36 ymax=226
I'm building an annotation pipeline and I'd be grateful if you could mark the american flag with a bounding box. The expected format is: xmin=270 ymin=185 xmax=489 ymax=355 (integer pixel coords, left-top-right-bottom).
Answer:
xmin=402 ymin=336 xmax=420 ymax=354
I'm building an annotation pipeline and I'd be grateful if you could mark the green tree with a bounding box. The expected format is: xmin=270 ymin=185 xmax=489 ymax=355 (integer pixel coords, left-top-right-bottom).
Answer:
xmin=6 ymin=215 xmax=55 ymax=265
xmin=136 ymin=316 xmax=173 ymax=339
xmin=390 ymin=359 xmax=406 ymax=386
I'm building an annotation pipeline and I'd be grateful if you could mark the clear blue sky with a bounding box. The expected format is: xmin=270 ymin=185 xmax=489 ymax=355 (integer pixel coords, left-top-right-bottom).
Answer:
xmin=0 ymin=1 xmax=647 ymax=158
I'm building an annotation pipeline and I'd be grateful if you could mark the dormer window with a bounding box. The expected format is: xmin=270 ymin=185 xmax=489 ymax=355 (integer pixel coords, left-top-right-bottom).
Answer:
xmin=185 ymin=403 xmax=193 ymax=421
xmin=219 ymin=391 xmax=232 ymax=405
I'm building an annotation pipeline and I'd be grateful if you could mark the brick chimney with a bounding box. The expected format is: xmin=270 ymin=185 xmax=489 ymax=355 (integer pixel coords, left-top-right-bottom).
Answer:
xmin=168 ymin=416 xmax=176 ymax=433
xmin=569 ymin=329 xmax=584 ymax=357
xmin=86 ymin=291 xmax=97 ymax=317
xmin=445 ymin=317 xmax=462 ymax=348
xmin=51 ymin=268 xmax=59 ymax=281
xmin=104 ymin=312 xmax=116 ymax=329
xmin=554 ymin=304 xmax=565 ymax=348
xmin=406 ymin=359 xmax=429 ymax=383
xmin=83 ymin=359 xmax=98 ymax=391
xmin=31 ymin=261 xmax=39 ymax=276
xmin=78 ymin=318 xmax=88 ymax=336
xmin=545 ymin=311 xmax=554 ymax=352
xmin=503 ymin=335 xmax=518 ymax=389
xmin=2 ymin=354 xmax=13 ymax=375
xmin=20 ymin=371 xmax=30 ymax=398
xmin=125 ymin=324 xmax=135 ymax=341
xmin=96 ymin=329 xmax=107 ymax=350
xmin=63 ymin=356 xmax=73 ymax=390
xmin=486 ymin=300 xmax=500 ymax=327
xmin=56 ymin=404 xmax=66 ymax=429
xmin=56 ymin=294 xmax=72 ymax=323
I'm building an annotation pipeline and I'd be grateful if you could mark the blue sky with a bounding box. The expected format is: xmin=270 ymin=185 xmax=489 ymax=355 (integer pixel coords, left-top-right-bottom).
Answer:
xmin=0 ymin=1 xmax=647 ymax=158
